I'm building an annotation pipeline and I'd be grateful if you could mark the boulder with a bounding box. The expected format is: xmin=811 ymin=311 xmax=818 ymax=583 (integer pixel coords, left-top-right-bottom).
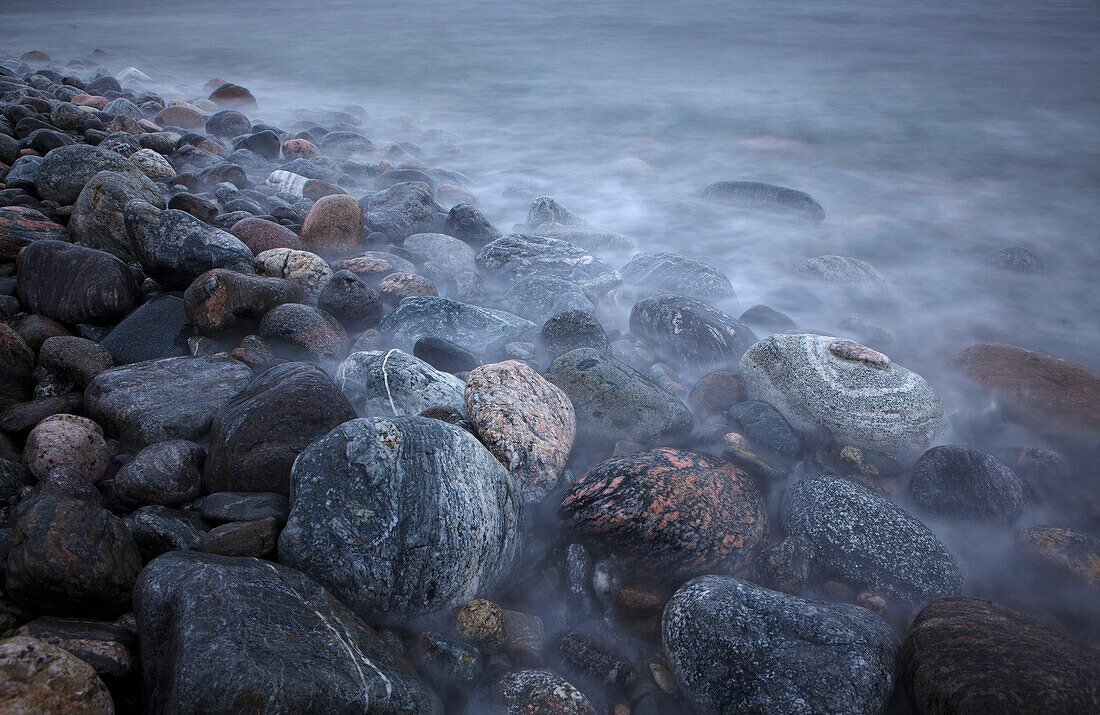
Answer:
xmin=184 ymin=268 xmax=301 ymax=334
xmin=797 ymin=255 xmax=892 ymax=293
xmin=16 ymin=240 xmax=141 ymax=325
xmin=336 ymin=349 xmax=467 ymax=418
xmin=620 ymin=252 xmax=735 ymax=300
xmin=476 ymin=233 xmax=621 ymax=293
xmin=504 ymin=275 xmax=596 ymax=325
xmin=257 ymin=303 xmax=348 ymax=363
xmin=907 ymin=445 xmax=1028 ymax=524
xmin=229 ymin=216 xmax=305 ymax=255
xmin=99 ymin=294 xmax=194 ymax=365
xmin=380 ymin=295 xmax=537 ymax=356
xmin=22 ymin=414 xmax=109 ymax=483
xmin=630 ymin=294 xmax=757 ymax=370
xmin=113 ymin=439 xmax=204 ymax=508
xmin=0 ymin=636 xmax=113 ymax=714
xmin=35 ymin=144 xmax=136 ymax=205
xmin=316 ymin=270 xmax=382 ymax=330
xmin=37 ymin=336 xmax=114 ymax=387
xmin=539 ymin=310 xmax=611 ymax=362
xmin=254 ymin=248 xmax=333 ymax=303
xmin=364 ymin=181 xmax=444 ymax=239
xmin=299 ymin=194 xmax=363 ymax=256
xmin=703 ymin=180 xmax=824 ymax=221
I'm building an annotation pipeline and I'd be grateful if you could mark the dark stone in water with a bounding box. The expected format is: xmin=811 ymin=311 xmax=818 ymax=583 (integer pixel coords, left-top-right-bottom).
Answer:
xmin=100 ymin=294 xmax=194 ymax=365
xmin=703 ymin=180 xmax=825 ymax=221
xmin=232 ymin=130 xmax=279 ymax=161
xmin=363 ymin=181 xmax=444 ymax=240
xmin=124 ymin=506 xmax=207 ymax=561
xmin=907 ymin=445 xmax=1028 ymax=524
xmin=113 ymin=439 xmax=204 ymax=509
xmin=257 ymin=303 xmax=348 ymax=363
xmin=134 ymin=550 xmax=437 ymax=713
xmin=229 ymin=216 xmax=305 ymax=255
xmin=317 ymin=269 xmax=381 ymax=330
xmin=504 ymin=274 xmax=596 ymax=324
xmin=204 ymin=109 xmax=251 ymax=139
xmin=620 ymin=251 xmax=736 ymax=301
xmin=183 ymin=269 xmax=301 ymax=334
xmin=739 ymin=304 xmax=797 ymax=333
xmin=629 ymin=294 xmax=757 ymax=370
xmin=728 ymin=400 xmax=801 ymax=457
xmin=663 ymin=575 xmax=898 ymax=714
xmin=0 ymin=323 xmax=35 ymax=407
xmin=380 ymin=295 xmax=537 ymax=356
xmin=16 ymin=240 xmax=141 ymax=325
xmin=539 ymin=310 xmax=611 ymax=362
xmin=167 ymin=192 xmax=218 ymax=222
xmin=204 ymin=362 xmax=356 ymax=495
xmin=11 ymin=616 xmax=138 ymax=682
xmin=196 ymin=491 xmax=290 ymax=524
xmin=476 ymin=233 xmax=621 ymax=293
xmin=902 ymin=597 xmax=1100 ymax=714
xmin=561 ymin=447 xmax=766 ymax=581
xmin=445 ymin=202 xmax=502 ymax=247
xmin=549 ymin=630 xmax=635 ymax=689
xmin=413 ymin=336 xmax=483 ymax=374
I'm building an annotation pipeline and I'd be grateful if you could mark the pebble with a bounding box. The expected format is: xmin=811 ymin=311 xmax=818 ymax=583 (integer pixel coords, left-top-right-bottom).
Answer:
xmin=456 ymin=598 xmax=507 ymax=652
xmin=728 ymin=399 xmax=801 ymax=456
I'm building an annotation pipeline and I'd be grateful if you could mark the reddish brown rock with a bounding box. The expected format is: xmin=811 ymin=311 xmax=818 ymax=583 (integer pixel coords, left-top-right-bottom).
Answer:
xmin=208 ymin=83 xmax=258 ymax=109
xmin=686 ymin=369 xmax=745 ymax=417
xmin=299 ymin=194 xmax=364 ymax=257
xmin=953 ymin=343 xmax=1100 ymax=433
xmin=378 ymin=272 xmax=437 ymax=307
xmin=23 ymin=414 xmax=110 ymax=483
xmin=72 ymin=94 xmax=108 ymax=110
xmin=153 ymin=105 xmax=205 ymax=131
xmin=0 ymin=636 xmax=114 ymax=714
xmin=559 ymin=447 xmax=767 ymax=581
xmin=184 ymin=268 xmax=301 ymax=334
xmin=902 ymin=597 xmax=1100 ymax=714
xmin=11 ymin=315 xmax=72 ymax=352
xmin=1017 ymin=526 xmax=1099 ymax=591
xmin=0 ymin=206 xmax=66 ymax=259
xmin=465 ymin=360 xmax=576 ymax=503
xmin=229 ymin=216 xmax=305 ymax=255
xmin=281 ymin=138 xmax=320 ymax=160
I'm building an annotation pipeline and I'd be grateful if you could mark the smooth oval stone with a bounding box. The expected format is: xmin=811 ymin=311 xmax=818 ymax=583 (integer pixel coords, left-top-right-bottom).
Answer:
xmin=113 ymin=439 xmax=204 ymax=508
xmin=229 ymin=216 xmax=305 ymax=255
xmin=739 ymin=333 xmax=944 ymax=453
xmin=445 ymin=203 xmax=502 ymax=248
xmin=539 ymin=310 xmax=611 ymax=362
xmin=797 ymin=255 xmax=892 ymax=293
xmin=380 ymin=295 xmax=538 ymax=356
xmin=363 ymin=181 xmax=445 ymax=239
xmin=413 ymin=336 xmax=482 ymax=374
xmin=125 ymin=506 xmax=207 ymax=561
xmin=465 ymin=360 xmax=576 ymax=503
xmin=35 ymin=144 xmax=136 ymax=205
xmin=16 ymin=240 xmax=141 ymax=325
xmin=663 ymin=575 xmax=898 ymax=715
xmin=620 ymin=252 xmax=736 ymax=300
xmin=953 ymin=342 xmax=1100 ymax=434
xmin=547 ymin=348 xmax=692 ymax=451
xmin=258 ymin=303 xmax=348 ymax=363
xmin=208 ymin=83 xmax=257 ymax=108
xmin=100 ymin=294 xmax=194 ymax=365
xmin=0 ymin=206 xmax=66 ymax=255
xmin=278 ymin=416 xmax=523 ymax=623
xmin=254 ymin=247 xmax=333 ymax=302
xmin=204 ymin=109 xmax=251 ymax=138
xmin=184 ymin=268 xmax=301 ymax=334
xmin=403 ymin=232 xmax=478 ymax=276
xmin=703 ymin=180 xmax=825 ymax=221
xmin=782 ymin=475 xmax=963 ymax=605
xmin=630 ymin=294 xmax=757 ymax=370
xmin=0 ymin=323 xmax=35 ymax=407
xmin=205 ymin=362 xmax=356 ymax=495
xmin=129 ymin=148 xmax=175 ymax=181
xmin=167 ymin=192 xmax=218 ymax=222
xmin=317 ymin=270 xmax=382 ymax=330
xmin=299 ymin=193 xmax=364 ymax=257
xmin=907 ymin=445 xmax=1027 ymax=524
xmin=727 ymin=399 xmax=801 ymax=456
xmin=22 ymin=414 xmax=109 ymax=483
xmin=476 ymin=233 xmax=621 ymax=293
xmin=85 ymin=354 xmax=253 ymax=447
xmin=739 ymin=304 xmax=797 ymax=334
xmin=197 ymin=492 xmax=290 ymax=524
xmin=69 ymin=169 xmax=166 ymax=262
xmin=902 ymin=597 xmax=1099 ymax=714
xmin=125 ymin=200 xmax=255 ymax=289
xmin=0 ymin=636 xmax=113 ymax=714
xmin=687 ymin=369 xmax=745 ymax=418
xmin=133 ymin=551 xmax=437 ymax=713
xmin=2 ymin=156 xmax=45 ymax=195
xmin=561 ymin=448 xmax=766 ymax=581
xmin=377 ymin=272 xmax=437 ymax=307
xmin=336 ymin=349 xmax=467 ymax=418
xmin=477 ymin=669 xmax=595 ymax=715
xmin=154 ymin=105 xmax=204 ymax=130
xmin=281 ymin=138 xmax=320 ymax=159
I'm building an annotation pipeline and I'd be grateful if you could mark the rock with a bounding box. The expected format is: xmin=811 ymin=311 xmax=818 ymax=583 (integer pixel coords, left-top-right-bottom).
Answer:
xmin=113 ymin=439 xmax=204 ymax=508
xmin=204 ymin=109 xmax=251 ymax=138
xmin=403 ymin=232 xmax=478 ymax=276
xmin=630 ymin=294 xmax=757 ymax=370
xmin=0 ymin=396 xmax=84 ymax=437
xmin=364 ymin=181 xmax=444 ymax=239
xmin=1016 ymin=526 xmax=1099 ymax=590
xmin=539 ymin=310 xmax=611 ymax=362
xmin=797 ymin=255 xmax=892 ymax=293
xmin=281 ymin=138 xmax=320 ymax=159
xmin=953 ymin=342 xmax=1100 ymax=434
xmin=663 ymin=575 xmax=897 ymax=715
xmin=330 ymin=251 xmax=417 ymax=287
xmin=478 ymin=669 xmax=595 ymax=714
xmin=232 ymin=130 xmax=280 ymax=161
xmin=35 ymin=144 xmax=136 ymax=205
xmin=504 ymin=275 xmax=596 ymax=325
xmin=561 ymin=447 xmax=765 ymax=580
xmin=229 ymin=216 xmax=305 ymax=255
xmin=68 ymin=169 xmax=165 ymax=262
xmin=85 ymin=354 xmax=253 ymax=447
xmin=99 ymin=294 xmax=194 ymax=364
xmin=549 ymin=630 xmax=635 ymax=689
xmin=686 ymin=369 xmax=744 ymax=417
xmin=456 ymin=599 xmax=506 ymax=653
xmin=0 ymin=207 xmax=66 ymax=254
xmin=620 ymin=252 xmax=735 ymax=300
xmin=739 ymin=304 xmax=797 ymax=334
xmin=205 ymin=362 xmax=355 ymax=494
xmin=17 ymin=240 xmax=141 ymax=325
xmin=124 ymin=506 xmax=206 ymax=561
xmin=728 ymin=400 xmax=801 ymax=456
xmin=336 ymin=349 xmax=467 ymax=418
xmin=783 ymin=475 xmax=963 ymax=604
xmin=167 ymin=192 xmax=218 ymax=222
xmin=0 ymin=324 xmax=35 ymax=407
xmin=258 ymin=303 xmax=348 ymax=363
xmin=377 ymin=272 xmax=437 ymax=307
xmin=154 ymin=105 xmax=204 ymax=130
xmin=11 ymin=315 xmax=72 ymax=354
xmin=2 ymin=157 xmax=45 ymax=195
xmin=37 ymin=336 xmax=112 ymax=388
xmin=907 ymin=445 xmax=1028 ymax=524
xmin=527 ymin=196 xmax=581 ymax=227
xmin=445 ymin=203 xmax=502 ymax=247
xmin=208 ymin=83 xmax=257 ymax=108
xmin=10 ymin=616 xmax=137 ymax=682
xmin=0 ymin=636 xmax=113 ymax=714
xmin=703 ymin=180 xmax=825 ymax=221
xmin=380 ymin=295 xmax=537 ymax=356
xmin=129 ymin=148 xmax=175 ymax=182
xmin=254 ymin=248 xmax=333 ymax=302
xmin=316 ymin=270 xmax=382 ymax=329
xmin=465 ymin=360 xmax=576 ymax=502
xmin=534 ymin=224 xmax=634 ymax=252
xmin=278 ymin=416 xmax=523 ymax=623
xmin=199 ymin=517 xmax=279 ymax=557
xmin=22 ymin=414 xmax=109 ymax=482
xmin=739 ymin=333 xmax=944 ymax=452
xmin=418 ymin=631 xmax=482 ymax=694
xmin=134 ymin=551 xmax=436 ymax=713
xmin=413 ymin=337 xmax=482 ymax=374
xmin=987 ymin=246 xmax=1042 ymax=274
xmin=299 ymin=194 xmax=363 ymax=257
xmin=184 ymin=268 xmax=300 ymax=334
xmin=902 ymin=597 xmax=1099 ymax=714
xmin=476 ymin=233 xmax=621 ymax=293
xmin=547 ymin=348 xmax=693 ymax=451
xmin=197 ymin=491 xmax=290 ymax=524
xmin=7 ymin=484 xmax=142 ymax=617
xmin=124 ymin=200 xmax=255 ymax=289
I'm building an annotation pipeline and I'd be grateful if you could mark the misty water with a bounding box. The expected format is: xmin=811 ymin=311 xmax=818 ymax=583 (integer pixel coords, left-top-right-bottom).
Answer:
xmin=2 ymin=0 xmax=1099 ymax=711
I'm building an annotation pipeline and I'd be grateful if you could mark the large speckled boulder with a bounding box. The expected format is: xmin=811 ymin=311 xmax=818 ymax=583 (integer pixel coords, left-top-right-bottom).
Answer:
xmin=630 ymin=294 xmax=757 ymax=370
xmin=620 ymin=252 xmax=735 ymax=301
xmin=547 ymin=348 xmax=692 ymax=451
xmin=69 ymin=169 xmax=166 ymax=262
xmin=739 ymin=333 xmax=944 ymax=452
xmin=278 ymin=417 xmax=523 ymax=623
xmin=336 ymin=349 xmax=467 ymax=418
xmin=465 ymin=361 xmax=576 ymax=503
xmin=902 ymin=597 xmax=1100 ymax=714
xmin=380 ymin=296 xmax=537 ymax=356
xmin=783 ymin=475 xmax=963 ymax=605
xmin=561 ymin=448 xmax=766 ymax=581
xmin=663 ymin=576 xmax=897 ymax=715
xmin=476 ymin=233 xmax=621 ymax=293
xmin=134 ymin=551 xmax=438 ymax=713
xmin=907 ymin=445 xmax=1029 ymax=524
xmin=299 ymin=194 xmax=364 ymax=257
xmin=0 ymin=636 xmax=113 ymax=714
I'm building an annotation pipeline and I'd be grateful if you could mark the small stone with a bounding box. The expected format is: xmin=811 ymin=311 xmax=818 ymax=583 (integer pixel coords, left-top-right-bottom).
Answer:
xmin=196 ymin=492 xmax=290 ymax=524
xmin=907 ymin=445 xmax=1028 ymax=524
xmin=112 ymin=439 xmax=204 ymax=508
xmin=480 ymin=669 xmax=595 ymax=714
xmin=37 ymin=336 xmax=113 ymax=388
xmin=377 ymin=271 xmax=437 ymax=307
xmin=703 ymin=180 xmax=825 ymax=221
xmin=199 ymin=517 xmax=279 ymax=557
xmin=456 ymin=598 xmax=507 ymax=653
xmin=540 ymin=310 xmax=611 ymax=362
xmin=686 ymin=369 xmax=744 ymax=417
xmin=207 ymin=83 xmax=257 ymax=108
xmin=0 ymin=324 xmax=35 ymax=407
xmin=550 ymin=630 xmax=635 ymax=689
xmin=254 ymin=248 xmax=333 ymax=302
xmin=129 ymin=148 xmax=175 ymax=181
xmin=728 ymin=400 xmax=801 ymax=456
xmin=316 ymin=270 xmax=382 ymax=330
xmin=22 ymin=414 xmax=109 ymax=483
xmin=229 ymin=216 xmax=306 ymax=255
xmin=124 ymin=506 xmax=207 ymax=561
xmin=336 ymin=349 xmax=467 ymax=418
xmin=184 ymin=268 xmax=301 ymax=334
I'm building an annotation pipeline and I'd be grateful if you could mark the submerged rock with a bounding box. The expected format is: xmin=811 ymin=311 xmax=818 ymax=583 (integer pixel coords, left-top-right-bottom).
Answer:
xmin=380 ymin=295 xmax=537 ymax=356
xmin=630 ymin=294 xmax=757 ymax=369
xmin=620 ymin=252 xmax=736 ymax=300
xmin=476 ymin=233 xmax=621 ymax=293
xmin=907 ymin=445 xmax=1028 ymax=524
xmin=703 ymin=180 xmax=825 ymax=221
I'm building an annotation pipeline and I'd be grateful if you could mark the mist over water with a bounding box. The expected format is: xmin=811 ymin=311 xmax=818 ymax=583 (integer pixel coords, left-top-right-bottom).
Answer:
xmin=3 ymin=0 xmax=1099 ymax=708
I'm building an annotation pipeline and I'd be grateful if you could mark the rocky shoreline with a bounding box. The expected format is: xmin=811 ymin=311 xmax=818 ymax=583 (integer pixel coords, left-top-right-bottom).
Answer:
xmin=0 ymin=48 xmax=1097 ymax=713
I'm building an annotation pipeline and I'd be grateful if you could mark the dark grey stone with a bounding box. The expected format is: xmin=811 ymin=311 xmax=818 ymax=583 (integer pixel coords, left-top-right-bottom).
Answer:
xmin=629 ymin=294 xmax=757 ymax=370
xmin=363 ymin=181 xmax=445 ymax=239
xmin=100 ymin=294 xmax=194 ymax=365
xmin=69 ymin=168 xmax=166 ymax=262
xmin=540 ymin=310 xmax=611 ymax=362
xmin=728 ymin=400 xmax=801 ymax=457
xmin=620 ymin=252 xmax=735 ymax=301
xmin=124 ymin=506 xmax=207 ymax=562
xmin=703 ymin=180 xmax=825 ymax=221
xmin=445 ymin=203 xmax=501 ymax=247
xmin=413 ymin=337 xmax=482 ymax=374
xmin=504 ymin=275 xmax=596 ymax=325
xmin=113 ymin=439 xmax=204 ymax=508
xmin=476 ymin=233 xmax=621 ymax=293
xmin=907 ymin=445 xmax=1028 ymax=524
xmin=197 ymin=492 xmax=290 ymax=524
xmin=380 ymin=295 xmax=537 ymax=357
xmin=35 ymin=144 xmax=136 ymax=205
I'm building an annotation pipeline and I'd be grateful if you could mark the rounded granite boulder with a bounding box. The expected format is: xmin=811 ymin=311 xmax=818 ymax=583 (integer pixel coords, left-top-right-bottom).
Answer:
xmin=278 ymin=416 xmax=523 ymax=623
xmin=739 ymin=333 xmax=944 ymax=453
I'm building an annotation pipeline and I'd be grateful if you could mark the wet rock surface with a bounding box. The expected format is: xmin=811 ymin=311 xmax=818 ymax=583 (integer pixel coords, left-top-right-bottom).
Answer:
xmin=907 ymin=445 xmax=1029 ymax=524
xmin=17 ymin=240 xmax=141 ymax=326
xmin=630 ymin=294 xmax=757 ymax=369
xmin=381 ymin=295 xmax=538 ymax=356
xmin=0 ymin=636 xmax=114 ymax=714
xmin=337 ymin=348 xmax=467 ymax=418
